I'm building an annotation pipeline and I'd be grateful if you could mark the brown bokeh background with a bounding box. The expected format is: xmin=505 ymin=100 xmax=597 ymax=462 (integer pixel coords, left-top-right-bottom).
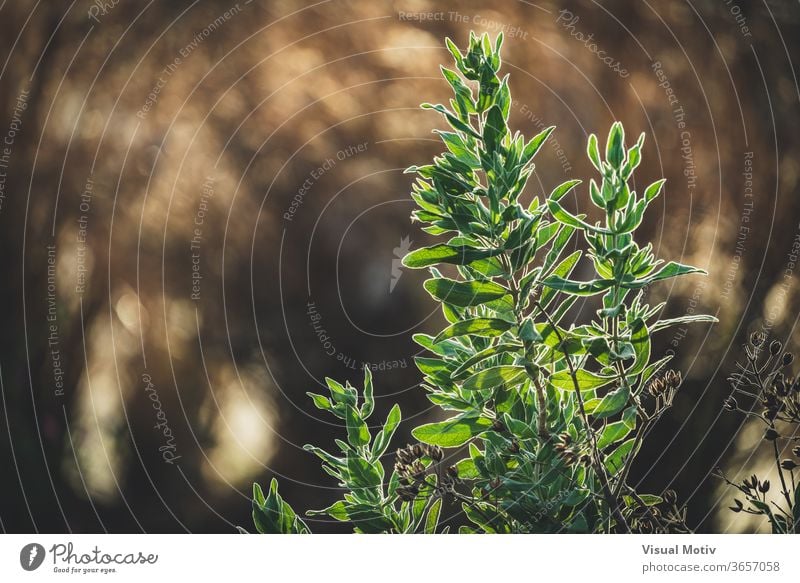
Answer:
xmin=1 ymin=0 xmax=799 ymax=533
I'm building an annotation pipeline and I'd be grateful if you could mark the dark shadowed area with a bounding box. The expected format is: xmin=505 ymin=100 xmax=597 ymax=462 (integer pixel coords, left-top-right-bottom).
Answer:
xmin=1 ymin=0 xmax=799 ymax=533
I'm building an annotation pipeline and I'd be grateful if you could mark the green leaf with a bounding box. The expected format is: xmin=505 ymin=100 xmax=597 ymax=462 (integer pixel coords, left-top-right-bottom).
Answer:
xmin=403 ymin=244 xmax=497 ymax=269
xmin=649 ymin=314 xmax=718 ymax=333
xmin=434 ymin=318 xmax=513 ymax=344
xmin=597 ymin=419 xmax=633 ymax=450
xmin=463 ymin=365 xmax=527 ymax=391
xmin=542 ymin=225 xmax=577 ymax=273
xmin=628 ymin=318 xmax=650 ymax=375
xmin=436 ymin=130 xmax=480 ymax=167
xmin=589 ymin=384 xmax=630 ymax=418
xmin=483 ymin=104 xmax=507 ymax=153
xmin=252 ymin=479 xmax=309 ymax=534
xmin=303 ymin=444 xmax=345 ymax=470
xmin=253 ymin=482 xmax=266 ymax=506
xmin=412 ymin=415 xmax=493 ymax=447
xmin=307 ymin=500 xmax=349 ymax=521
xmin=326 ymin=377 xmax=357 ymax=407
xmin=345 ymin=406 xmax=370 ymax=447
xmin=521 ymin=126 xmax=555 ymax=165
xmin=627 ymin=262 xmax=706 ymax=288
xmin=413 ymin=333 xmax=469 ymax=358
xmin=542 ymin=275 xmax=614 ymax=296
xmin=549 ymin=179 xmax=582 ymax=202
xmin=540 ymin=250 xmax=581 ymax=308
xmin=644 ymin=179 xmax=666 ymax=203
xmin=451 ymin=342 xmax=523 ymax=379
xmin=424 ymin=498 xmax=442 ymax=534
xmin=445 ymin=37 xmax=464 ymax=68
xmin=362 ymin=368 xmax=374 ymax=418
xmin=346 ymin=454 xmax=382 ymax=489
xmin=547 ymin=199 xmax=612 ymax=234
xmin=307 ymin=392 xmax=332 ymax=412
xmin=372 ymin=404 xmax=401 ymax=459
xmin=587 ymin=134 xmax=602 ymax=171
xmin=551 ymin=369 xmax=615 ymax=392
xmin=606 ymin=122 xmax=625 ymax=168
xmin=454 ymin=457 xmax=481 ymax=479
xmin=423 ymin=277 xmax=508 ymax=307
xmin=422 ymin=102 xmax=481 ymax=138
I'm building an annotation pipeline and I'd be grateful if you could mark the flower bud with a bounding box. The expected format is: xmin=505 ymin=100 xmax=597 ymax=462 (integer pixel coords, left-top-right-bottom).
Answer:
xmin=750 ymin=332 xmax=766 ymax=347
xmin=781 ymin=459 xmax=798 ymax=471
xmin=764 ymin=428 xmax=779 ymax=441
xmin=782 ymin=352 xmax=794 ymax=367
xmin=770 ymin=340 xmax=782 ymax=356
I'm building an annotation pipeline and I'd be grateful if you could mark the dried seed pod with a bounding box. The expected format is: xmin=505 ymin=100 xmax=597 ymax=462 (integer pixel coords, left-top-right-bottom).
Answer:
xmin=783 ymin=352 xmax=795 ymax=367
xmin=723 ymin=396 xmax=738 ymax=411
xmin=770 ymin=340 xmax=782 ymax=356
xmin=781 ymin=459 xmax=798 ymax=471
xmin=764 ymin=428 xmax=779 ymax=441
xmin=427 ymin=444 xmax=444 ymax=462
xmin=750 ymin=332 xmax=766 ymax=347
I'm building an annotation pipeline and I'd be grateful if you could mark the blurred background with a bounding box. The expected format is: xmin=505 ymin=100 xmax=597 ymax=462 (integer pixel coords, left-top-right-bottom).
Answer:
xmin=0 ymin=0 xmax=798 ymax=533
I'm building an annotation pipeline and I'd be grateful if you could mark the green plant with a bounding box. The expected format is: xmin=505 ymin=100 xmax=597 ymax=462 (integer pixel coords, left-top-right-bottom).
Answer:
xmin=250 ymin=32 xmax=715 ymax=534
xmin=252 ymin=369 xmax=448 ymax=533
xmin=717 ymin=333 xmax=800 ymax=533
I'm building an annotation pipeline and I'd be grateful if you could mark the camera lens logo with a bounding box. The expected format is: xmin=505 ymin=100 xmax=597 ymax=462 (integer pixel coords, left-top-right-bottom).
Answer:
xmin=19 ymin=543 xmax=46 ymax=571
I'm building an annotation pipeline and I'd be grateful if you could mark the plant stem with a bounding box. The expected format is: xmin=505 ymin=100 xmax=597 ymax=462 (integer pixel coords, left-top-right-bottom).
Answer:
xmin=532 ymin=374 xmax=549 ymax=438
xmin=533 ymin=300 xmax=629 ymax=532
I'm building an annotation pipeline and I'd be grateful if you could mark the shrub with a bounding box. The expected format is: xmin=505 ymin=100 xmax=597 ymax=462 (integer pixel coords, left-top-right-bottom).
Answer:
xmin=250 ymin=32 xmax=715 ymax=534
xmin=717 ymin=333 xmax=800 ymax=533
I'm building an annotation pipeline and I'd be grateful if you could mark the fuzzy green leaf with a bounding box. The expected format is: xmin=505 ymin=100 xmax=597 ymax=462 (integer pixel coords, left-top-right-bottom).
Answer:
xmin=551 ymin=369 xmax=615 ymax=392
xmin=412 ymin=415 xmax=493 ymax=447
xmin=542 ymin=275 xmax=614 ymax=296
xmin=451 ymin=342 xmax=523 ymax=379
xmin=463 ymin=365 xmax=527 ymax=391
xmin=372 ymin=404 xmax=401 ymax=460
xmin=423 ymin=277 xmax=508 ymax=307
xmin=588 ymin=384 xmax=630 ymax=418
xmin=434 ymin=318 xmax=513 ymax=343
xmin=649 ymin=314 xmax=718 ymax=333
xmin=403 ymin=244 xmax=497 ymax=268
